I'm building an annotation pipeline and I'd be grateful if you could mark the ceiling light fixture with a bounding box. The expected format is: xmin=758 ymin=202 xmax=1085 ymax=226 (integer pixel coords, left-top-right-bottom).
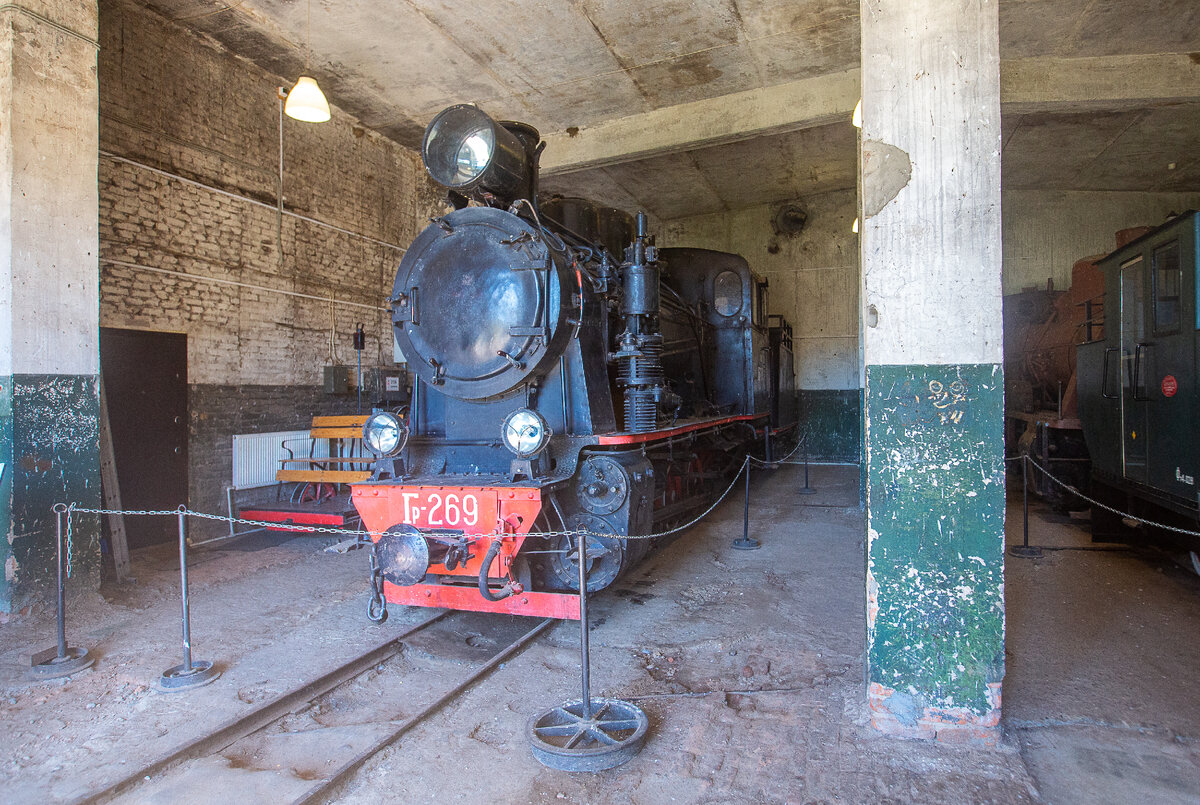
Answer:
xmin=852 ymin=99 xmax=862 ymax=129
xmin=284 ymin=0 xmax=330 ymax=123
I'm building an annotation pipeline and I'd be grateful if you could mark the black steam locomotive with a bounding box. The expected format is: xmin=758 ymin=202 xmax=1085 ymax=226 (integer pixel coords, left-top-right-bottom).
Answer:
xmin=351 ymin=105 xmax=797 ymax=619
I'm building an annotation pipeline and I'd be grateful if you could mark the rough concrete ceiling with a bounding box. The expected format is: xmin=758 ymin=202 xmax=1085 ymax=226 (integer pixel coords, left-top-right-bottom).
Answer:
xmin=138 ymin=0 xmax=1200 ymax=219
xmin=541 ymin=123 xmax=857 ymax=220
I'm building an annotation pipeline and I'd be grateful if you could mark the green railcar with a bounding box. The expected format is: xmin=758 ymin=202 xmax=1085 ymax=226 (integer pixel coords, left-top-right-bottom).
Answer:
xmin=1077 ymin=210 xmax=1200 ymax=555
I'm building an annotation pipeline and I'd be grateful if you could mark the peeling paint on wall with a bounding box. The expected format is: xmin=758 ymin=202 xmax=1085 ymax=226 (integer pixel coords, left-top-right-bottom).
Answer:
xmin=2 ymin=375 xmax=101 ymax=611
xmin=864 ymin=363 xmax=1005 ymax=736
xmin=861 ymin=141 xmax=912 ymax=218
xmin=0 ymin=375 xmax=12 ymax=608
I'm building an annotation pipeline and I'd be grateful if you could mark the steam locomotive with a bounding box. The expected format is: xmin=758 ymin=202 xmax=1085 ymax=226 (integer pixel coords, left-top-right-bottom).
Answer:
xmin=351 ymin=105 xmax=797 ymax=620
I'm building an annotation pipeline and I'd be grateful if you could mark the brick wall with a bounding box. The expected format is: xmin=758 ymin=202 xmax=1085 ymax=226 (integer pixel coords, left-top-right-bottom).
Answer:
xmin=98 ymin=0 xmax=443 ymax=531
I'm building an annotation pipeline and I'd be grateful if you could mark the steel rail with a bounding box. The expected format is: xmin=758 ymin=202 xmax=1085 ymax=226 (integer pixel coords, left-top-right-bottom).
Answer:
xmin=292 ymin=617 xmax=556 ymax=805
xmin=76 ymin=611 xmax=450 ymax=805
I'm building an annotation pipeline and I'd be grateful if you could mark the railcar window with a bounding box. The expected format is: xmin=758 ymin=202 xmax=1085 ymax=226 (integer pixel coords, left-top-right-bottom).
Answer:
xmin=1152 ymin=241 xmax=1181 ymax=334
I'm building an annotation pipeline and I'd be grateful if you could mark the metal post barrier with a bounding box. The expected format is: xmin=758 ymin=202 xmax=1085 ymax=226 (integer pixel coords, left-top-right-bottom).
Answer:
xmin=1009 ymin=455 xmax=1043 ymax=558
xmin=578 ymin=535 xmax=591 ymax=719
xmin=798 ymin=433 xmax=817 ymax=495
xmin=158 ymin=506 xmax=220 ymax=691
xmin=30 ymin=504 xmax=94 ymax=678
xmin=528 ymin=533 xmax=648 ymax=771
xmin=732 ymin=460 xmax=761 ymax=550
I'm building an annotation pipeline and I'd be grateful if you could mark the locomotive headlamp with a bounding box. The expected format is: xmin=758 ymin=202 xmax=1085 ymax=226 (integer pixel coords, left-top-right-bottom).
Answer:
xmin=501 ymin=408 xmax=551 ymax=458
xmin=422 ymin=105 xmax=538 ymax=205
xmin=363 ymin=411 xmax=407 ymax=457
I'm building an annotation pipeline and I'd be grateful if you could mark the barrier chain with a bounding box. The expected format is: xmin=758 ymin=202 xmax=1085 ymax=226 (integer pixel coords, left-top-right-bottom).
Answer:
xmin=1011 ymin=455 xmax=1200 ymax=539
xmin=65 ymin=435 xmax=814 ymax=547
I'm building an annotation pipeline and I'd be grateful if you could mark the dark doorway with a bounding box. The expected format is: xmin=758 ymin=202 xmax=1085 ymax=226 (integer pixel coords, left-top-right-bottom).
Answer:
xmin=100 ymin=328 xmax=188 ymax=548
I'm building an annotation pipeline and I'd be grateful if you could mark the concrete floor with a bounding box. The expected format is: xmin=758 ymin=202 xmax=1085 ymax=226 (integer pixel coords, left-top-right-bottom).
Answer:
xmin=0 ymin=464 xmax=1197 ymax=803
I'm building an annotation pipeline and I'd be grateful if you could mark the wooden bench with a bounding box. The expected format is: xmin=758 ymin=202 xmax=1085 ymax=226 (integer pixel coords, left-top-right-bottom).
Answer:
xmin=276 ymin=414 xmax=374 ymax=486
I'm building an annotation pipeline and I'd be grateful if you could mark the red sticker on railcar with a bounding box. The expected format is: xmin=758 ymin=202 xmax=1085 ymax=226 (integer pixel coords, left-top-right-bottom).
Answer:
xmin=1162 ymin=375 xmax=1178 ymax=397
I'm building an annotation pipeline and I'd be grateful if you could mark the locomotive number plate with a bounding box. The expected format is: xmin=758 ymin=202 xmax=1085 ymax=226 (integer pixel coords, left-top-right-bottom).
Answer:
xmin=399 ymin=489 xmax=497 ymax=532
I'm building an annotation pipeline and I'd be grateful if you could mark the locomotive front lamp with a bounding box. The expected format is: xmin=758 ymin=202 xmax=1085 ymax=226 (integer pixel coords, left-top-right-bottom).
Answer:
xmin=501 ymin=408 xmax=551 ymax=458
xmin=363 ymin=411 xmax=406 ymax=457
xmin=422 ymin=104 xmax=537 ymax=204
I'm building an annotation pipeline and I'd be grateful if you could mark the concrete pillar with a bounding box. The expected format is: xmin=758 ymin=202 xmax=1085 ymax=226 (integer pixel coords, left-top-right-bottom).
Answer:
xmin=859 ymin=0 xmax=1005 ymax=741
xmin=0 ymin=1 xmax=101 ymax=611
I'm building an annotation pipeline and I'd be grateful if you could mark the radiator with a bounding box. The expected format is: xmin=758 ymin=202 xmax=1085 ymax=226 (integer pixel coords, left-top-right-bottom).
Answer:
xmin=231 ymin=430 xmax=329 ymax=490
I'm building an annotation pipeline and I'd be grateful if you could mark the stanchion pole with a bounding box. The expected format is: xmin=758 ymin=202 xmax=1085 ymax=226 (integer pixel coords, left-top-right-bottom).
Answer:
xmin=733 ymin=460 xmax=761 ymax=550
xmin=1009 ymin=455 xmax=1042 ymax=558
xmin=158 ymin=506 xmax=220 ymax=691
xmin=527 ymin=532 xmax=649 ymax=770
xmin=798 ymin=433 xmax=817 ymax=495
xmin=578 ymin=534 xmax=591 ymax=719
xmin=30 ymin=504 xmax=93 ymax=678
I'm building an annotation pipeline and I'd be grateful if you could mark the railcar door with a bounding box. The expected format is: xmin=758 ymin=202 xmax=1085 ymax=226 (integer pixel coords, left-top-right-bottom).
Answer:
xmin=1143 ymin=233 xmax=1196 ymax=497
xmin=1119 ymin=256 xmax=1148 ymax=484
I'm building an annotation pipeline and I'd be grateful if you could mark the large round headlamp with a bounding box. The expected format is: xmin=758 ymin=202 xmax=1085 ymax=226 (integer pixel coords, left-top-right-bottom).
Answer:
xmin=421 ymin=105 xmax=537 ymax=205
xmin=501 ymin=408 xmax=551 ymax=458
xmin=363 ymin=411 xmax=407 ymax=457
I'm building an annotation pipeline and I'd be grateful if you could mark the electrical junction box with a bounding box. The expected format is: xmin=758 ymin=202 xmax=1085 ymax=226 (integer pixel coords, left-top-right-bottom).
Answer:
xmin=323 ymin=365 xmax=350 ymax=395
xmin=364 ymin=366 xmax=410 ymax=405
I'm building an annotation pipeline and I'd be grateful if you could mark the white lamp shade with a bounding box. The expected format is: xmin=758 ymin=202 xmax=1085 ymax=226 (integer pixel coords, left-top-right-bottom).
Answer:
xmin=285 ymin=76 xmax=331 ymax=122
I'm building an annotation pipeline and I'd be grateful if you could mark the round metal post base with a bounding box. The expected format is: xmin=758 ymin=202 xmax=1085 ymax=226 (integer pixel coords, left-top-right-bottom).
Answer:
xmin=30 ymin=646 xmax=94 ymax=679
xmin=1008 ymin=545 xmax=1044 ymax=559
xmin=798 ymin=486 xmax=818 ymax=495
xmin=731 ymin=537 xmax=761 ymax=551
xmin=158 ymin=660 xmax=220 ymax=692
xmin=529 ymin=698 xmax=648 ymax=772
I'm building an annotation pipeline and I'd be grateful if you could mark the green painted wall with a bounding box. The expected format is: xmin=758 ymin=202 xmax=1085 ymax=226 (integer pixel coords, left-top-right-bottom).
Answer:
xmin=1 ymin=375 xmax=101 ymax=612
xmin=0 ymin=376 xmax=12 ymax=608
xmin=865 ymin=363 xmax=1005 ymax=717
xmin=797 ymin=389 xmax=861 ymax=462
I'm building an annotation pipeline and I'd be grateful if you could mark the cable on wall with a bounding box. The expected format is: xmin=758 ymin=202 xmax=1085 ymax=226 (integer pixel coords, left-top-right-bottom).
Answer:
xmin=100 ymin=151 xmax=409 ymax=254
xmin=100 ymin=257 xmax=389 ymax=313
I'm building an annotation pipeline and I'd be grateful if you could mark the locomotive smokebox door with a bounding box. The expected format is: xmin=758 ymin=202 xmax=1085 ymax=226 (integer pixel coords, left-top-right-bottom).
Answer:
xmin=391 ymin=206 xmax=578 ymax=401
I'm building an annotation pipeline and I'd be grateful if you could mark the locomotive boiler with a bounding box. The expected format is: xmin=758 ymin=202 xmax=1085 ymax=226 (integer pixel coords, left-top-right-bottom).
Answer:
xmin=351 ymin=105 xmax=797 ymax=620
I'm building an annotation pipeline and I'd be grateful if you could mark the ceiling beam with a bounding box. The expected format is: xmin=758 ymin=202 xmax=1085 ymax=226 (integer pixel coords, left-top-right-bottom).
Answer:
xmin=540 ymin=70 xmax=860 ymax=176
xmin=541 ymin=53 xmax=1200 ymax=175
xmin=1001 ymin=53 xmax=1200 ymax=114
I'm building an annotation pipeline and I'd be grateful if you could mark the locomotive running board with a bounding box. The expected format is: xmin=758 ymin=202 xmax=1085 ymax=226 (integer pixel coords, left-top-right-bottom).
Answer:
xmin=594 ymin=412 xmax=768 ymax=445
xmin=383 ymin=580 xmax=581 ymax=620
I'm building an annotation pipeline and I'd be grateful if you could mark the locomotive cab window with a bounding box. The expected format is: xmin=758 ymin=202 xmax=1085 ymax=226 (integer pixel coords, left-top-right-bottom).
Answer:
xmin=1152 ymin=241 xmax=1182 ymax=334
xmin=754 ymin=280 xmax=769 ymax=327
xmin=713 ymin=270 xmax=742 ymax=317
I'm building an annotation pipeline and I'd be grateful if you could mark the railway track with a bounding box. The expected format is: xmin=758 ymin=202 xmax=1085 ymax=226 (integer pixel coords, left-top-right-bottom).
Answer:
xmin=76 ymin=611 xmax=556 ymax=805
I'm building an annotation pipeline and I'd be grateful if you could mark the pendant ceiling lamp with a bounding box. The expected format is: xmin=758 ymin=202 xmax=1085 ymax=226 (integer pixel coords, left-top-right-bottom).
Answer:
xmin=284 ymin=0 xmax=330 ymax=123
